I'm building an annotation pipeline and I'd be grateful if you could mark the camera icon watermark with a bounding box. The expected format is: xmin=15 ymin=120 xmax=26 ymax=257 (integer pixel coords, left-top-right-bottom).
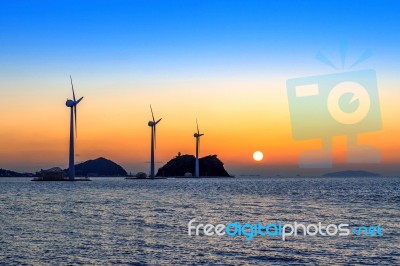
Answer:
xmin=287 ymin=49 xmax=382 ymax=168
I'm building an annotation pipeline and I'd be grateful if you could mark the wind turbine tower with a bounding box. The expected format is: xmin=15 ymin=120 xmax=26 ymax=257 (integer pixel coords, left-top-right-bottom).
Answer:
xmin=148 ymin=105 xmax=162 ymax=178
xmin=194 ymin=119 xmax=204 ymax=178
xmin=65 ymin=76 xmax=84 ymax=180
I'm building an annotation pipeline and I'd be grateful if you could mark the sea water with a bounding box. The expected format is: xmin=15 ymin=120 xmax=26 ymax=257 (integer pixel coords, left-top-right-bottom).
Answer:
xmin=0 ymin=177 xmax=399 ymax=265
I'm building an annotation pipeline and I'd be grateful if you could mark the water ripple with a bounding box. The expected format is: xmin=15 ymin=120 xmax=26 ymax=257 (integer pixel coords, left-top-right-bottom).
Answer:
xmin=0 ymin=177 xmax=399 ymax=265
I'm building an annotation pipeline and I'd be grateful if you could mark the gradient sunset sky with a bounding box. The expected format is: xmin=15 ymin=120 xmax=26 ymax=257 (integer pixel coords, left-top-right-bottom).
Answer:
xmin=0 ymin=0 xmax=399 ymax=175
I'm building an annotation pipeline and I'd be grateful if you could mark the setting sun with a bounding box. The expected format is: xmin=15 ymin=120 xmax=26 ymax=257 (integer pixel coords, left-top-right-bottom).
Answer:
xmin=253 ymin=151 xmax=264 ymax=161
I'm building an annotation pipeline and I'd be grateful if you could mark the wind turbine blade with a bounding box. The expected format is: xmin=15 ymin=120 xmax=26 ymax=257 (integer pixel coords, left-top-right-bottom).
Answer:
xmin=76 ymin=96 xmax=84 ymax=104
xmin=74 ymin=105 xmax=77 ymax=138
xmin=196 ymin=119 xmax=199 ymax=134
xmin=70 ymin=75 xmax=76 ymax=102
xmin=198 ymin=136 xmax=200 ymax=152
xmin=156 ymin=118 xmax=162 ymax=124
xmin=150 ymin=104 xmax=155 ymax=122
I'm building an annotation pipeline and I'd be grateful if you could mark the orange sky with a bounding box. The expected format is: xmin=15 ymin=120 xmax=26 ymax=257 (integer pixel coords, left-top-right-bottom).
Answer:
xmin=0 ymin=75 xmax=399 ymax=175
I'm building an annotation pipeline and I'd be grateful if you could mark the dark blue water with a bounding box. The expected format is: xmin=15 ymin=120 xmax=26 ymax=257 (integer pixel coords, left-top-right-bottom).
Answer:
xmin=0 ymin=177 xmax=399 ymax=265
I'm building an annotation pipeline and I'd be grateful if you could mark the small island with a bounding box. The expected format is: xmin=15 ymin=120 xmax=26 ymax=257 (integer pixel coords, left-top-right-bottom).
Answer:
xmin=73 ymin=157 xmax=127 ymax=177
xmin=32 ymin=157 xmax=127 ymax=181
xmin=155 ymin=154 xmax=231 ymax=177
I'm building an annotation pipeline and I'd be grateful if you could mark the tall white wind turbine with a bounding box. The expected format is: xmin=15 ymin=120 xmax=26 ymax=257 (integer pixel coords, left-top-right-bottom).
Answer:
xmin=66 ymin=76 xmax=84 ymax=180
xmin=148 ymin=105 xmax=162 ymax=178
xmin=194 ymin=119 xmax=204 ymax=178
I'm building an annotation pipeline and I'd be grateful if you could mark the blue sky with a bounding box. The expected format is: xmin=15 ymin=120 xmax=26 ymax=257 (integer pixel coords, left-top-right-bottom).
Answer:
xmin=1 ymin=0 xmax=399 ymax=79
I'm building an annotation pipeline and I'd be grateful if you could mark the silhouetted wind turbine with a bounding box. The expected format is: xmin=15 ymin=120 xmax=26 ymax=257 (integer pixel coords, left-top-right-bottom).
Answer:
xmin=148 ymin=105 xmax=162 ymax=178
xmin=194 ymin=119 xmax=204 ymax=178
xmin=66 ymin=76 xmax=84 ymax=180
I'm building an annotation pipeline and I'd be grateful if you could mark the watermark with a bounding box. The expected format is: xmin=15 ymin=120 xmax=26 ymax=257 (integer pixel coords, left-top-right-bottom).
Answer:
xmin=286 ymin=46 xmax=382 ymax=168
xmin=188 ymin=219 xmax=384 ymax=241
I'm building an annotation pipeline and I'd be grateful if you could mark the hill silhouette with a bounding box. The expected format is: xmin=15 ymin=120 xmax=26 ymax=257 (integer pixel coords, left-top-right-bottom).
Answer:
xmin=0 ymin=168 xmax=24 ymax=177
xmin=70 ymin=157 xmax=128 ymax=177
xmin=156 ymin=154 xmax=230 ymax=177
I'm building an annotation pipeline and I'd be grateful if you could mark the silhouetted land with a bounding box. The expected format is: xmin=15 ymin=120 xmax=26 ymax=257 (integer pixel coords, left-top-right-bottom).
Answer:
xmin=323 ymin=170 xmax=380 ymax=177
xmin=156 ymin=154 xmax=231 ymax=177
xmin=1 ymin=157 xmax=127 ymax=177
xmin=0 ymin=169 xmax=33 ymax=177
xmin=70 ymin=157 xmax=128 ymax=177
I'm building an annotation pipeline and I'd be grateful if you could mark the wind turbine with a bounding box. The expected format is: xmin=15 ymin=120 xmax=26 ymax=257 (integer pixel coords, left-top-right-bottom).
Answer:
xmin=66 ymin=76 xmax=84 ymax=180
xmin=148 ymin=105 xmax=162 ymax=178
xmin=194 ymin=119 xmax=204 ymax=178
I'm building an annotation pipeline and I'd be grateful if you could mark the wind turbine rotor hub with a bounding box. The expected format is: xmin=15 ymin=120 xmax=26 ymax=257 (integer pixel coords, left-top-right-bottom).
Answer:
xmin=66 ymin=99 xmax=75 ymax=107
xmin=148 ymin=121 xmax=155 ymax=126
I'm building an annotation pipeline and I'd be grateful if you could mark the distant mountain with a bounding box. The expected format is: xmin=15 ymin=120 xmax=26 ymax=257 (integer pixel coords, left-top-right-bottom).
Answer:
xmin=0 ymin=168 xmax=24 ymax=177
xmin=72 ymin=157 xmax=128 ymax=177
xmin=1 ymin=157 xmax=127 ymax=178
xmin=323 ymin=170 xmax=380 ymax=177
xmin=156 ymin=154 xmax=231 ymax=177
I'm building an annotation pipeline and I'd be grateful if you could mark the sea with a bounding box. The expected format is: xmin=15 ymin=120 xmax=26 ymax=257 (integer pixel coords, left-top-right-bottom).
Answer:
xmin=0 ymin=177 xmax=399 ymax=265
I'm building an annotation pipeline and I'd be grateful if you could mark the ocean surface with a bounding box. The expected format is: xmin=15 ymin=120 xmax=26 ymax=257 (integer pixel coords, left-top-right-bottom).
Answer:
xmin=0 ymin=177 xmax=399 ymax=265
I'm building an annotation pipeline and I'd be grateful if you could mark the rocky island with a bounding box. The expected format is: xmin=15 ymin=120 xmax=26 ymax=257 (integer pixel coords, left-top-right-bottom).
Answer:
xmin=156 ymin=154 xmax=231 ymax=177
